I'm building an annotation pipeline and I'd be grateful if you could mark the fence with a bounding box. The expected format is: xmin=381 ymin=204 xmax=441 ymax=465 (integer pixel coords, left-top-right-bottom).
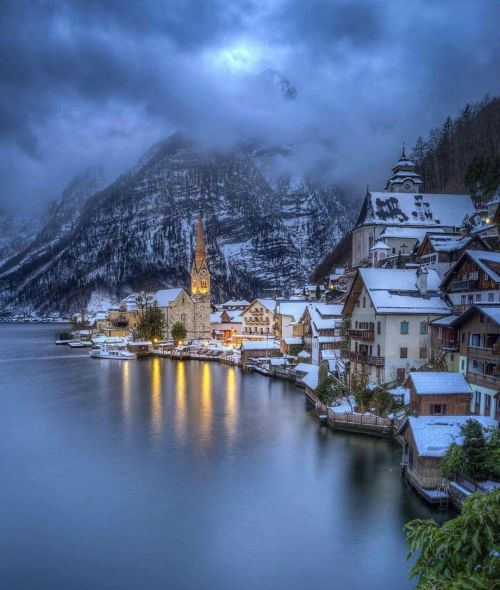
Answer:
xmin=327 ymin=409 xmax=391 ymax=428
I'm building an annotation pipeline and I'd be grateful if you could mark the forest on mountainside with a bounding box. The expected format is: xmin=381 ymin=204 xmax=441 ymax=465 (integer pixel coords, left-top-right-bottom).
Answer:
xmin=311 ymin=95 xmax=500 ymax=282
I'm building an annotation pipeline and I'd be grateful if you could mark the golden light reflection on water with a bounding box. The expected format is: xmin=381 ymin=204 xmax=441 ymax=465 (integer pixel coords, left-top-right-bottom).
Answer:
xmin=225 ymin=366 xmax=238 ymax=442
xmin=175 ymin=361 xmax=187 ymax=438
xmin=151 ymin=357 xmax=162 ymax=435
xmin=199 ymin=362 xmax=213 ymax=444
xmin=122 ymin=360 xmax=131 ymax=423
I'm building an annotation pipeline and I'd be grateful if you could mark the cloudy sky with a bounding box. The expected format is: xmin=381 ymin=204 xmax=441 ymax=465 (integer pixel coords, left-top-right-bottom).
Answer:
xmin=1 ymin=0 xmax=499 ymax=214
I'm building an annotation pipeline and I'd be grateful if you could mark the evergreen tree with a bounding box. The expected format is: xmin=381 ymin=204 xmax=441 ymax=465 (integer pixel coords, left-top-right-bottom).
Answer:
xmin=461 ymin=419 xmax=489 ymax=481
xmin=171 ymin=322 xmax=187 ymax=343
xmin=136 ymin=302 xmax=165 ymax=341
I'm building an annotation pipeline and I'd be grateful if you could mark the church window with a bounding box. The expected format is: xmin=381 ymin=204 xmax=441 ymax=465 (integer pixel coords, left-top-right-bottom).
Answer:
xmin=181 ymin=313 xmax=186 ymax=325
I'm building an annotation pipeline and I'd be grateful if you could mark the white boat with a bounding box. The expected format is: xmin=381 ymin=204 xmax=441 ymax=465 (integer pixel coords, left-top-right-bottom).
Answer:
xmin=55 ymin=339 xmax=72 ymax=345
xmin=90 ymin=346 xmax=137 ymax=360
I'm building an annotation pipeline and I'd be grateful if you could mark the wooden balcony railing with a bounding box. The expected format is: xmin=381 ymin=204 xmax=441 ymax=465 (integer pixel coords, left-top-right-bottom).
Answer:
xmin=449 ymin=279 xmax=479 ymax=292
xmin=467 ymin=371 xmax=499 ymax=388
xmin=349 ymin=329 xmax=374 ymax=342
xmin=342 ymin=350 xmax=385 ymax=366
xmin=443 ymin=342 xmax=459 ymax=352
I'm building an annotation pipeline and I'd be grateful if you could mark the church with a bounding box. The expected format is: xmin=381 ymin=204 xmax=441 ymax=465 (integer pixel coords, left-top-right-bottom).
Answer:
xmin=154 ymin=209 xmax=212 ymax=340
xmin=351 ymin=148 xmax=477 ymax=268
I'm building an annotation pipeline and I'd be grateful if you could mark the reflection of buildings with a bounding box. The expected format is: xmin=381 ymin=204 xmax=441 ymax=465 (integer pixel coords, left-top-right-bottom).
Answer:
xmin=199 ymin=362 xmax=213 ymax=444
xmin=151 ymin=357 xmax=162 ymax=435
xmin=175 ymin=361 xmax=187 ymax=438
xmin=225 ymin=367 xmax=238 ymax=442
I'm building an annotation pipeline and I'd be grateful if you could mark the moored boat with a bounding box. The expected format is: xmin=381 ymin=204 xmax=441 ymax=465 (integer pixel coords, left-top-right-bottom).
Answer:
xmin=90 ymin=346 xmax=137 ymax=360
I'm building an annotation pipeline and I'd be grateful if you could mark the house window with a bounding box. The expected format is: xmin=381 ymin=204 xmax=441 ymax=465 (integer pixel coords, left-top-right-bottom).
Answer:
xmin=469 ymin=271 xmax=479 ymax=280
xmin=400 ymin=347 xmax=408 ymax=359
xmin=357 ymin=299 xmax=360 ymax=308
xmin=470 ymin=333 xmax=480 ymax=347
xmin=475 ymin=391 xmax=481 ymax=405
xmin=476 ymin=293 xmax=481 ymax=302
xmin=431 ymin=404 xmax=446 ymax=416
xmin=362 ymin=296 xmax=366 ymax=308
xmin=400 ymin=321 xmax=409 ymax=335
xmin=461 ymin=332 xmax=465 ymax=343
xmin=420 ymin=321 xmax=427 ymax=334
xmin=461 ymin=359 xmax=465 ymax=371
xmin=377 ymin=321 xmax=381 ymax=335
xmin=468 ymin=294 xmax=473 ymax=304
xmin=485 ymin=394 xmax=492 ymax=414
xmin=419 ymin=347 xmax=427 ymax=358
xmin=355 ymin=321 xmax=358 ymax=328
xmin=461 ymin=295 xmax=466 ymax=304
xmin=377 ymin=344 xmax=381 ymax=357
xmin=488 ymin=292 xmax=494 ymax=302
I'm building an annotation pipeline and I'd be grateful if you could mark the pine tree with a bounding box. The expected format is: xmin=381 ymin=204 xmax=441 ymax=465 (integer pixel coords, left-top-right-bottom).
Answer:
xmin=461 ymin=419 xmax=488 ymax=481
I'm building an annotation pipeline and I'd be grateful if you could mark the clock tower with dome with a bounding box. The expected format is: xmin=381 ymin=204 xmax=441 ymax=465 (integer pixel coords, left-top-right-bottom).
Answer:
xmin=384 ymin=145 xmax=423 ymax=193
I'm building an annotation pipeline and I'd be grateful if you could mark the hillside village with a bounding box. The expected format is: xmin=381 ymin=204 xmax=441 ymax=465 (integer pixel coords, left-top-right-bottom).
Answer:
xmin=49 ymin=148 xmax=500 ymax=508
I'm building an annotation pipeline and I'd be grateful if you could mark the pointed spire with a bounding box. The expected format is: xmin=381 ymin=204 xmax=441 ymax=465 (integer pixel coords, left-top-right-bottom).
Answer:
xmin=194 ymin=207 xmax=206 ymax=269
xmin=401 ymin=142 xmax=407 ymax=160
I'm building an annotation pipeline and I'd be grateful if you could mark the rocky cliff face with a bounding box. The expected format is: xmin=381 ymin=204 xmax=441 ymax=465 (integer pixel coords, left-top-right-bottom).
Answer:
xmin=0 ymin=135 xmax=353 ymax=313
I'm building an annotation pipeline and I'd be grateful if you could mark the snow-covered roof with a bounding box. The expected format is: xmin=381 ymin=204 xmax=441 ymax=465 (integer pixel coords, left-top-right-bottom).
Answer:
xmin=448 ymin=304 xmax=500 ymax=328
xmin=380 ymin=226 xmax=444 ymax=242
xmin=388 ymin=386 xmax=410 ymax=405
xmin=479 ymin=305 xmax=500 ymax=324
xmin=221 ymin=299 xmax=249 ymax=308
xmin=430 ymin=315 xmax=457 ymax=327
xmin=155 ymin=288 xmax=184 ymax=306
xmin=241 ymin=340 xmax=280 ymax=351
xmin=276 ymin=301 xmax=309 ymax=321
xmin=297 ymin=350 xmax=311 ymax=358
xmin=321 ymin=349 xmax=341 ymax=360
xmin=357 ymin=268 xmax=450 ymax=315
xmin=408 ymin=416 xmax=498 ymax=458
xmin=210 ymin=311 xmax=242 ymax=324
xmin=425 ymin=233 xmax=482 ymax=253
xmin=357 ymin=191 xmax=475 ymax=228
xmin=465 ymin=250 xmax=500 ymax=283
xmin=329 ymin=267 xmax=346 ymax=279
xmin=284 ymin=337 xmax=303 ymax=345
xmin=307 ymin=303 xmax=344 ymax=333
xmin=408 ymin=372 xmax=472 ymax=395
xmin=251 ymin=298 xmax=276 ymax=313
xmin=301 ymin=366 xmax=319 ymax=390
xmin=370 ymin=240 xmax=390 ymax=251
xmin=294 ymin=362 xmax=314 ymax=373
xmin=268 ymin=358 xmax=289 ymax=366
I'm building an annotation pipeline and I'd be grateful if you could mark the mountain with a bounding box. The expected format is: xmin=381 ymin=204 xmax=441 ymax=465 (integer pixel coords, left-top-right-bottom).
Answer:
xmin=0 ymin=212 xmax=40 ymax=267
xmin=0 ymin=135 xmax=353 ymax=314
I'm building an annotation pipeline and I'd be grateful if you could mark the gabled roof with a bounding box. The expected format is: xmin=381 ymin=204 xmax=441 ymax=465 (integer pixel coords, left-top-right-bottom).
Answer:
xmin=275 ymin=300 xmax=309 ymax=322
xmin=241 ymin=340 xmax=280 ymax=351
xmin=447 ymin=304 xmax=500 ymax=328
xmin=407 ymin=372 xmax=472 ymax=395
xmin=380 ymin=226 xmax=444 ymax=242
xmin=243 ymin=298 xmax=276 ymax=314
xmin=418 ymin=232 xmax=489 ymax=256
xmin=155 ymin=288 xmax=186 ymax=306
xmin=344 ymin=268 xmax=450 ymax=316
xmin=355 ymin=191 xmax=475 ymax=229
xmin=441 ymin=250 xmax=500 ymax=289
xmin=407 ymin=416 xmax=498 ymax=458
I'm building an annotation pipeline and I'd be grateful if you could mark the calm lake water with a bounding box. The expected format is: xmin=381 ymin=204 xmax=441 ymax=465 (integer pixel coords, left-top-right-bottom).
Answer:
xmin=0 ymin=324 xmax=449 ymax=590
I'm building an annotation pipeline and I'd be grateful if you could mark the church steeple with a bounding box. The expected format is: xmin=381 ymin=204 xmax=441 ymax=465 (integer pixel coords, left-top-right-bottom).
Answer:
xmin=191 ymin=208 xmax=210 ymax=300
xmin=384 ymin=144 xmax=423 ymax=193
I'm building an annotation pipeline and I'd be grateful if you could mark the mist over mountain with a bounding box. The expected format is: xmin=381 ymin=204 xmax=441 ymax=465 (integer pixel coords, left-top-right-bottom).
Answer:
xmin=0 ymin=135 xmax=353 ymax=314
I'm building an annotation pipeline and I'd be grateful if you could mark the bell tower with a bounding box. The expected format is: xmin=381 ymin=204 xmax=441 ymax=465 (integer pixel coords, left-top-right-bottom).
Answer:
xmin=191 ymin=209 xmax=211 ymax=301
xmin=385 ymin=145 xmax=423 ymax=193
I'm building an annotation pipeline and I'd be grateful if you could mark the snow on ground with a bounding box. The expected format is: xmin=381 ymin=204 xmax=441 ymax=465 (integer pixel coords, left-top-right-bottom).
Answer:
xmin=87 ymin=291 xmax=118 ymax=312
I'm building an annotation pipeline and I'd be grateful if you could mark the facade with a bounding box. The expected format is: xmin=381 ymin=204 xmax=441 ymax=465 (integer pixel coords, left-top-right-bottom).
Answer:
xmin=210 ymin=309 xmax=243 ymax=341
xmin=448 ymin=305 xmax=500 ymax=419
xmin=343 ymin=267 xmax=450 ymax=384
xmin=351 ymin=150 xmax=476 ymax=267
xmin=240 ymin=340 xmax=281 ymax=366
xmin=274 ymin=300 xmax=309 ymax=342
xmin=300 ymin=303 xmax=344 ymax=365
xmin=241 ymin=299 xmax=276 ymax=336
xmin=417 ymin=232 xmax=489 ymax=278
xmin=440 ymin=249 xmax=500 ymax=314
xmin=406 ymin=372 xmax=472 ymax=417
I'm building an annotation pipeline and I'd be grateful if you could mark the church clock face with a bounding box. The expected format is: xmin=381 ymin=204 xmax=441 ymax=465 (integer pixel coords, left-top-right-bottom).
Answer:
xmin=200 ymin=269 xmax=207 ymax=275
xmin=403 ymin=181 xmax=412 ymax=192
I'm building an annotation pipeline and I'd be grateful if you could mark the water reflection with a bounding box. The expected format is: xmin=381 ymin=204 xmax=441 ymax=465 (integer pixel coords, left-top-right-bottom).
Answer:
xmin=121 ymin=360 xmax=131 ymax=425
xmin=225 ymin=367 xmax=238 ymax=442
xmin=151 ymin=357 xmax=162 ymax=435
xmin=199 ymin=362 xmax=213 ymax=445
xmin=175 ymin=361 xmax=187 ymax=439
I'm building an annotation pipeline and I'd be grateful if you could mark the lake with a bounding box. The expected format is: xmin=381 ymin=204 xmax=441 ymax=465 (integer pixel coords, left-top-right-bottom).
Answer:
xmin=0 ymin=324 xmax=449 ymax=589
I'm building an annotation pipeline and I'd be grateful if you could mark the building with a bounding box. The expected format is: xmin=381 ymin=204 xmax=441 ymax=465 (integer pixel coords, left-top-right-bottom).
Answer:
xmin=210 ymin=309 xmax=243 ymax=342
xmin=428 ymin=314 xmax=460 ymax=372
xmin=240 ymin=340 xmax=281 ymax=366
xmin=300 ymin=303 xmax=344 ymax=365
xmin=445 ymin=304 xmax=500 ymax=419
xmin=440 ymin=249 xmax=500 ymax=315
xmin=327 ymin=268 xmax=347 ymax=290
xmin=241 ymin=299 xmax=276 ymax=336
xmin=343 ymin=267 xmax=450 ymax=383
xmin=274 ymin=300 xmax=309 ymax=344
xmin=406 ymin=372 xmax=472 ymax=417
xmin=400 ymin=415 xmax=497 ymax=502
xmin=351 ymin=149 xmax=476 ymax=267
xmin=417 ymin=232 xmax=489 ymax=278
xmin=218 ymin=299 xmax=249 ymax=312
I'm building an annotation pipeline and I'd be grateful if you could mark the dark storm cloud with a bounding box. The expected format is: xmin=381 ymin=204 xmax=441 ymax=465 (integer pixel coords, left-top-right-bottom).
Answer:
xmin=0 ymin=0 xmax=499 ymax=213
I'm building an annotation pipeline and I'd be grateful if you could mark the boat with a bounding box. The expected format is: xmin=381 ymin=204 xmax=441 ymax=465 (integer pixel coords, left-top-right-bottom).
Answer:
xmin=68 ymin=340 xmax=85 ymax=348
xmin=55 ymin=339 xmax=72 ymax=345
xmin=89 ymin=346 xmax=137 ymax=360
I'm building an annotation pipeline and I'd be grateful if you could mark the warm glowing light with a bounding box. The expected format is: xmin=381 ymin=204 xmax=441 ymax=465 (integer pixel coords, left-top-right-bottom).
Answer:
xmin=151 ymin=357 xmax=162 ymax=435
xmin=199 ymin=362 xmax=212 ymax=445
xmin=122 ymin=360 xmax=131 ymax=424
xmin=225 ymin=367 xmax=238 ymax=442
xmin=175 ymin=361 xmax=187 ymax=439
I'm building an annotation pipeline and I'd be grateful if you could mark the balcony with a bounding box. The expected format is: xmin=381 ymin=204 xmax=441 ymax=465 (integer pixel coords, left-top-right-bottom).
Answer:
xmin=468 ymin=345 xmax=500 ymax=358
xmin=467 ymin=371 xmax=499 ymax=388
xmin=449 ymin=279 xmax=479 ymax=292
xmin=452 ymin=304 xmax=471 ymax=315
xmin=342 ymin=350 xmax=385 ymax=366
xmin=349 ymin=329 xmax=374 ymax=342
xmin=442 ymin=342 xmax=459 ymax=352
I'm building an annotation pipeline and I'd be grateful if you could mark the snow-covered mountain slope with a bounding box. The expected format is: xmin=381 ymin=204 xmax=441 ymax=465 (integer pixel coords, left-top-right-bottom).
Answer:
xmin=0 ymin=135 xmax=353 ymax=313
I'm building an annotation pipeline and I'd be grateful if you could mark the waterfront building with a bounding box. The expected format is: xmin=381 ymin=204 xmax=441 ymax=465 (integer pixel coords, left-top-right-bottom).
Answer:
xmin=406 ymin=372 xmax=472 ymax=417
xmin=241 ymin=299 xmax=276 ymax=336
xmin=351 ymin=148 xmax=476 ymax=268
xmin=274 ymin=300 xmax=309 ymax=345
xmin=300 ymin=303 xmax=344 ymax=365
xmin=210 ymin=309 xmax=243 ymax=341
xmin=240 ymin=340 xmax=281 ymax=366
xmin=343 ymin=267 xmax=450 ymax=384
xmin=440 ymin=249 xmax=500 ymax=315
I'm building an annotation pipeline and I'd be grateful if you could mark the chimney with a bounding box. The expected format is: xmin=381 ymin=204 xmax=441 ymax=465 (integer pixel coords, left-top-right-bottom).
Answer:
xmin=416 ymin=266 xmax=428 ymax=296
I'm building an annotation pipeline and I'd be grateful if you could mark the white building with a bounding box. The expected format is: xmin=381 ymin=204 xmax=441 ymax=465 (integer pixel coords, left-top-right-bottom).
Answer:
xmin=301 ymin=303 xmax=344 ymax=365
xmin=351 ymin=149 xmax=476 ymax=267
xmin=241 ymin=299 xmax=276 ymax=336
xmin=343 ymin=267 xmax=450 ymax=383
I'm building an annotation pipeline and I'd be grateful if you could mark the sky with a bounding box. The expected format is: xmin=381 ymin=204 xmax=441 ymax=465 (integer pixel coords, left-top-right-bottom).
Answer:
xmin=1 ymin=0 xmax=500 ymax=215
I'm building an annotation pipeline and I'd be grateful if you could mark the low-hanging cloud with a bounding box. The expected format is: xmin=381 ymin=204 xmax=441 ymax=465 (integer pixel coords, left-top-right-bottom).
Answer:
xmin=0 ymin=0 xmax=499 ymax=214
